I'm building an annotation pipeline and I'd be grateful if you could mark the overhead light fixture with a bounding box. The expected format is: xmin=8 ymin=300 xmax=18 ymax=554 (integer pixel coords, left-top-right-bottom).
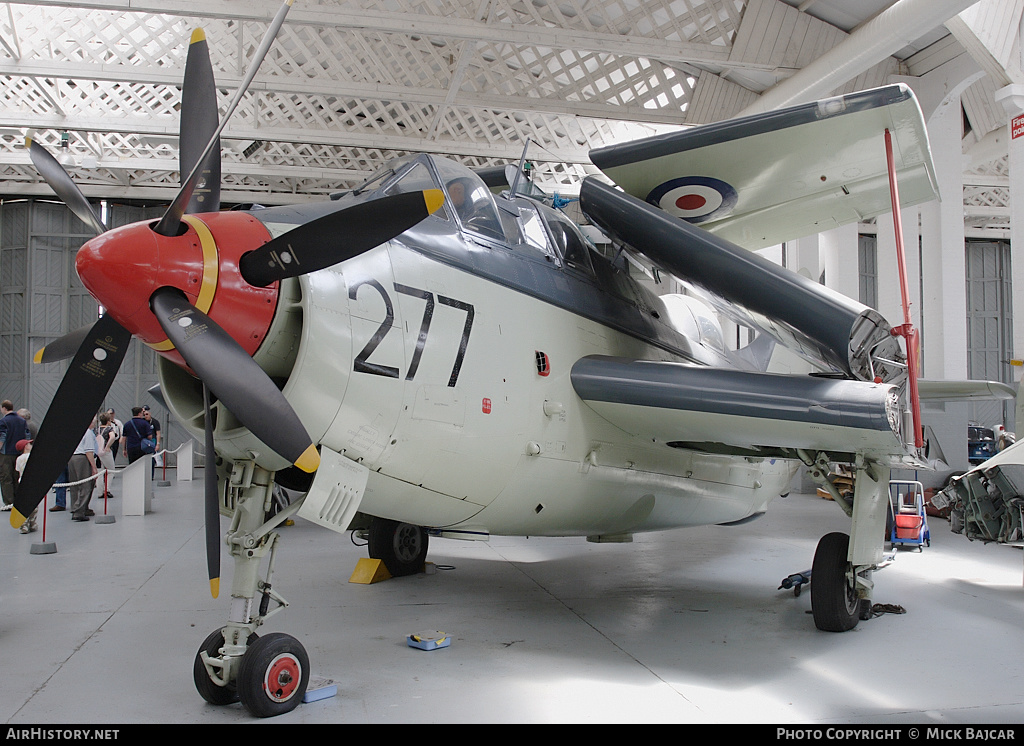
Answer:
xmin=138 ymin=134 xmax=179 ymax=148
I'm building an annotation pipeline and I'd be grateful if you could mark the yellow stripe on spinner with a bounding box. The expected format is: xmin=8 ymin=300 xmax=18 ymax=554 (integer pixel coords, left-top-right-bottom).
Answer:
xmin=294 ymin=444 xmax=321 ymax=473
xmin=182 ymin=215 xmax=219 ymax=314
xmin=148 ymin=215 xmax=219 ymax=352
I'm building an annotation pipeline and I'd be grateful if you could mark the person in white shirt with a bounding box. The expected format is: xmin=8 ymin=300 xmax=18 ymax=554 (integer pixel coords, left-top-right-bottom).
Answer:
xmin=68 ymin=418 xmax=98 ymax=522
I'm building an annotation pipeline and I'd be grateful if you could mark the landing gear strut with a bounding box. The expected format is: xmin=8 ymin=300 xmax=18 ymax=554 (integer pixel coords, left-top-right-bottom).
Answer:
xmin=193 ymin=462 xmax=310 ymax=717
xmin=802 ymin=451 xmax=889 ymax=632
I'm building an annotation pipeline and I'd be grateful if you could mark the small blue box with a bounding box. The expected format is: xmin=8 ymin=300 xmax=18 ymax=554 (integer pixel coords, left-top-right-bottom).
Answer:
xmin=407 ymin=630 xmax=451 ymax=651
xmin=303 ymin=678 xmax=337 ymax=703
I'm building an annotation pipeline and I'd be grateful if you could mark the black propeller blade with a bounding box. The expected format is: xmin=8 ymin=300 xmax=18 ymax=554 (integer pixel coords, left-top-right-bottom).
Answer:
xmin=154 ymin=0 xmax=294 ymax=237
xmin=238 ymin=190 xmax=445 ymax=287
xmin=180 ymin=28 xmax=221 ymax=215
xmin=11 ymin=314 xmax=132 ymax=527
xmin=202 ymin=383 xmax=220 ymax=598
xmin=26 ymin=137 xmax=107 ymax=236
xmin=149 ymin=286 xmax=319 ymax=474
xmin=33 ymin=324 xmax=94 ymax=364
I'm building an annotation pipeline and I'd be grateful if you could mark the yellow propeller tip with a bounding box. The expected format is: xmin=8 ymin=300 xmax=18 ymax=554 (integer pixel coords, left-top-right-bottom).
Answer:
xmin=33 ymin=347 xmax=45 ymax=364
xmin=190 ymin=28 xmax=206 ymax=44
xmin=24 ymin=136 xmax=32 ymax=148
xmin=423 ymin=189 xmax=445 ymax=215
xmin=210 ymin=578 xmax=220 ymax=598
xmin=10 ymin=508 xmax=26 ymax=529
xmin=294 ymin=444 xmax=320 ymax=473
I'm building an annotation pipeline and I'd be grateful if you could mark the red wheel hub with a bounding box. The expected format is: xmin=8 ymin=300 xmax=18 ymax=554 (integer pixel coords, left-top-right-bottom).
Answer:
xmin=263 ymin=653 xmax=302 ymax=703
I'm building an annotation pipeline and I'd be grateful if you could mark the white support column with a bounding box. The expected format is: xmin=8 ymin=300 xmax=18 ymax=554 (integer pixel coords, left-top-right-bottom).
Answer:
xmin=921 ymin=98 xmax=970 ymax=381
xmin=995 ymin=85 xmax=1024 ymax=399
xmin=821 ymin=223 xmax=860 ymax=303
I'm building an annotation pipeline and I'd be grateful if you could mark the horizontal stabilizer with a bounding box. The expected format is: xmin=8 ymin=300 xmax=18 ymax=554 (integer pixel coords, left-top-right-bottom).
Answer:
xmin=917 ymin=379 xmax=1016 ymax=401
xmin=571 ymin=355 xmax=907 ymax=461
xmin=590 ymin=84 xmax=937 ymax=250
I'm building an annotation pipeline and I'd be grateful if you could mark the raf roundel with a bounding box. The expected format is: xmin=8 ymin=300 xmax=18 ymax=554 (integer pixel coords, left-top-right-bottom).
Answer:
xmin=646 ymin=176 xmax=739 ymax=224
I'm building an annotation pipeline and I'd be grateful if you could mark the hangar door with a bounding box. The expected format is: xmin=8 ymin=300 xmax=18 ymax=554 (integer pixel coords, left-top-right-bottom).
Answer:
xmin=965 ymin=239 xmax=1014 ymax=429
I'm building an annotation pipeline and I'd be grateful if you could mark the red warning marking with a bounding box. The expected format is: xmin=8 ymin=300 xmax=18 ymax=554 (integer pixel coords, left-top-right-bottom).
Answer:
xmin=482 ymin=398 xmax=492 ymax=414
xmin=676 ymin=194 xmax=707 ymax=211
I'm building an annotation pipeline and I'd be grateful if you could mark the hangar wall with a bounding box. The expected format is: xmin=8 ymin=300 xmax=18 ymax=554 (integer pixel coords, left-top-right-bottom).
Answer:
xmin=0 ymin=198 xmax=193 ymax=464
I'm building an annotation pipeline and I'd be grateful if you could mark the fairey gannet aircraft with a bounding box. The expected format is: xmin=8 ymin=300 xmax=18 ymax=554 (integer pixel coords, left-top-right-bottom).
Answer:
xmin=14 ymin=0 xmax=991 ymax=717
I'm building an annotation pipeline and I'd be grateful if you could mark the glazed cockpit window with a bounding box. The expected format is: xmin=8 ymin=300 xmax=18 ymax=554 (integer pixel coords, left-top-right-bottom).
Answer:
xmin=384 ymin=162 xmax=448 ymax=220
xmin=433 ymin=158 xmax=505 ymax=241
xmin=541 ymin=206 xmax=594 ymax=275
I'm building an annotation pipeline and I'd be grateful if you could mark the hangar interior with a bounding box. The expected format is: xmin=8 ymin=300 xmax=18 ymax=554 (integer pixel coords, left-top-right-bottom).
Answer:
xmin=2 ymin=0 xmax=1024 ymax=725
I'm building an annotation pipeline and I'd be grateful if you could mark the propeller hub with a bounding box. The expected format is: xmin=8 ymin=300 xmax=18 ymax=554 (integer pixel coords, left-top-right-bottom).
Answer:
xmin=76 ymin=212 xmax=280 ymax=368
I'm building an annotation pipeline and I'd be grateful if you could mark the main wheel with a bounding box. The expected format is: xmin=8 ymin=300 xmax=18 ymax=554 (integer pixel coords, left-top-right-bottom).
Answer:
xmin=193 ymin=628 xmax=259 ymax=706
xmin=237 ymin=632 xmax=310 ymax=718
xmin=810 ymin=532 xmax=861 ymax=632
xmin=368 ymin=517 xmax=428 ymax=576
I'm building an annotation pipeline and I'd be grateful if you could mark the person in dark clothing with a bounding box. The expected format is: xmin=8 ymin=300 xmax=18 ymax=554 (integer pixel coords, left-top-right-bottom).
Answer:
xmin=122 ymin=407 xmax=155 ymax=465
xmin=0 ymin=400 xmax=28 ymax=511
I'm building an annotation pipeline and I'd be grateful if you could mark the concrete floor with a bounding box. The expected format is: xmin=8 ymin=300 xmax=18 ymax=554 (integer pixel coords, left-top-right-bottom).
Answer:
xmin=1 ymin=472 xmax=1023 ymax=725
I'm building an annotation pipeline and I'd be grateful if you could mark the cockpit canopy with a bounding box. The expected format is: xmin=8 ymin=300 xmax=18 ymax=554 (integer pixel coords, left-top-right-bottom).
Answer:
xmin=361 ymin=153 xmax=595 ymax=275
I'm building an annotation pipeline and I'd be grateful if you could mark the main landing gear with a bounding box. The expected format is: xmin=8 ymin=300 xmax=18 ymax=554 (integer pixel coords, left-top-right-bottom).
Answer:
xmin=802 ymin=451 xmax=889 ymax=633
xmin=192 ymin=462 xmax=310 ymax=718
xmin=368 ymin=517 xmax=429 ymax=576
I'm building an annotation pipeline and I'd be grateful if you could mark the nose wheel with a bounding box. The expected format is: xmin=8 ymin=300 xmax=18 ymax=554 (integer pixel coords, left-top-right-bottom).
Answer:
xmin=236 ymin=632 xmax=310 ymax=718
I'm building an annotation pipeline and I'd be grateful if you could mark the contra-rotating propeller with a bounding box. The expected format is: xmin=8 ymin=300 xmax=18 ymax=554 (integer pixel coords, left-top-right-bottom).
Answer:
xmin=15 ymin=0 xmax=444 ymax=599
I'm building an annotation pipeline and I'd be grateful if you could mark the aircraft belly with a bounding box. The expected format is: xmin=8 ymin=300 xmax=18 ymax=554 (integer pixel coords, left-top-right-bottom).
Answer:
xmin=459 ymin=450 xmax=797 ymax=536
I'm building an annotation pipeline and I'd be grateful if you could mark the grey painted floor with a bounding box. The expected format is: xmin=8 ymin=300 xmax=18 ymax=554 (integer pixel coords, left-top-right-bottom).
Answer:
xmin=1 ymin=472 xmax=1022 ymax=725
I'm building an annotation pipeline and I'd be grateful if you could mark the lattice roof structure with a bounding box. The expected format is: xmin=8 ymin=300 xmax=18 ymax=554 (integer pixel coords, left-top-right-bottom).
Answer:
xmin=0 ymin=0 xmax=1018 ymax=234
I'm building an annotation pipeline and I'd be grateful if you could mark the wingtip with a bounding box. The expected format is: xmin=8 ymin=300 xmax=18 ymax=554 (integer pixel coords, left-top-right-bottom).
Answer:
xmin=423 ymin=188 xmax=445 ymax=215
xmin=295 ymin=443 xmax=320 ymax=473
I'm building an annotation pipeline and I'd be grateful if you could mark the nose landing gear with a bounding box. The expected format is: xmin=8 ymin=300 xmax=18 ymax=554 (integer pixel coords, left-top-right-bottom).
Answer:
xmin=192 ymin=462 xmax=310 ymax=718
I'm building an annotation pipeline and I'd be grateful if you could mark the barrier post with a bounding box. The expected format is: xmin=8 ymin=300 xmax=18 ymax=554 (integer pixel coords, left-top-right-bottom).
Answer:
xmin=122 ymin=457 xmax=152 ymax=516
xmin=95 ymin=470 xmax=115 ymax=524
xmin=157 ymin=448 xmax=171 ymax=487
xmin=177 ymin=440 xmax=194 ymax=482
xmin=30 ymin=486 xmax=56 ymax=555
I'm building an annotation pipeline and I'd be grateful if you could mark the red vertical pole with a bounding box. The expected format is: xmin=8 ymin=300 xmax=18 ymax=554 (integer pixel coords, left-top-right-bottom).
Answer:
xmin=885 ymin=128 xmax=923 ymax=449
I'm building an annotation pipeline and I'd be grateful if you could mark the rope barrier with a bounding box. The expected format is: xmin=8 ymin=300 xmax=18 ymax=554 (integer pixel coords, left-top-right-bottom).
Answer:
xmin=48 ymin=442 xmax=191 ymax=488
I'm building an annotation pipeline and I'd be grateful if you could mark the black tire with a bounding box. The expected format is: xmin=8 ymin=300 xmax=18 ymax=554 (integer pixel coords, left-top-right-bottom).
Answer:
xmin=368 ymin=517 xmax=428 ymax=576
xmin=193 ymin=628 xmax=259 ymax=706
xmin=811 ymin=532 xmax=861 ymax=632
xmin=237 ymin=632 xmax=310 ymax=718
